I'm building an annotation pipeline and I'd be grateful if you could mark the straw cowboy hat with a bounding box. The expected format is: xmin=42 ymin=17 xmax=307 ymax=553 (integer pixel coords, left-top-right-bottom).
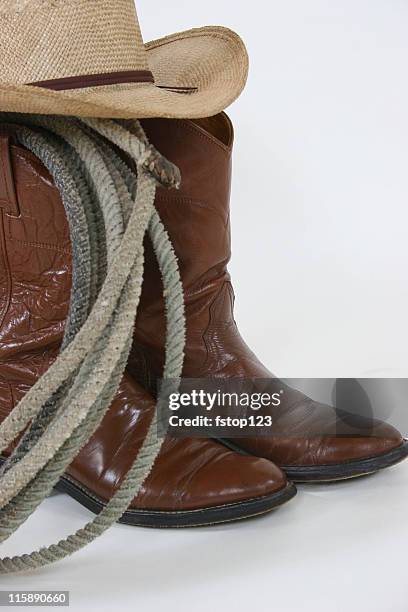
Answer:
xmin=0 ymin=0 xmax=249 ymax=118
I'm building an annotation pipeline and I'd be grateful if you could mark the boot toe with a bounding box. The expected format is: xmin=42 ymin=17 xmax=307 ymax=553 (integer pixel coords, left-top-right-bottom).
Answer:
xmin=231 ymin=411 xmax=405 ymax=476
xmin=131 ymin=438 xmax=288 ymax=512
xmin=316 ymin=421 xmax=404 ymax=465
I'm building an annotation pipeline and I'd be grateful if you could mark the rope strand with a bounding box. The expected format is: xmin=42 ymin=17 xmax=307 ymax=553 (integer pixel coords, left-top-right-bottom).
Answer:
xmin=0 ymin=114 xmax=185 ymax=573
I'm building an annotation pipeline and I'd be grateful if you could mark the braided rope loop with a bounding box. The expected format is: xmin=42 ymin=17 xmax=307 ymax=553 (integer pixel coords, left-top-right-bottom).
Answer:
xmin=0 ymin=114 xmax=185 ymax=573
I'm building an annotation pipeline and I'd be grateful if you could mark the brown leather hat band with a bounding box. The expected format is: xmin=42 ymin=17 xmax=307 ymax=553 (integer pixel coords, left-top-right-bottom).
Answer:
xmin=28 ymin=70 xmax=155 ymax=91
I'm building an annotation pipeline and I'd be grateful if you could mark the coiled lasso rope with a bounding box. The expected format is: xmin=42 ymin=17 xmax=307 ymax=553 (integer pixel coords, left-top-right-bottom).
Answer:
xmin=0 ymin=113 xmax=185 ymax=573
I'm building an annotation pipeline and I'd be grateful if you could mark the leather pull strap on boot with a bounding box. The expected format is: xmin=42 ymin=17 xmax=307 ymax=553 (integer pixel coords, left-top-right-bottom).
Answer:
xmin=131 ymin=113 xmax=408 ymax=482
xmin=0 ymin=133 xmax=20 ymax=218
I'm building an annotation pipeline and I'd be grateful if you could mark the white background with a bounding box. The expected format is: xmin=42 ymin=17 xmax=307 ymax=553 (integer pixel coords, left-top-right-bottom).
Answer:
xmin=2 ymin=1 xmax=408 ymax=611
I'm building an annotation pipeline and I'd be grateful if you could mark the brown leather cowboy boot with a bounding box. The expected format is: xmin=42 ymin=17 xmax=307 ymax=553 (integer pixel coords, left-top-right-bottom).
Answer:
xmin=0 ymin=131 xmax=296 ymax=527
xmin=130 ymin=113 xmax=408 ymax=482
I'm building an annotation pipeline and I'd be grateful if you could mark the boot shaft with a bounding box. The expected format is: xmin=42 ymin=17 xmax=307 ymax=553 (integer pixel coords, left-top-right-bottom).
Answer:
xmin=134 ymin=114 xmax=237 ymax=378
xmin=0 ymin=135 xmax=71 ymax=385
xmin=141 ymin=114 xmax=234 ymax=293
xmin=0 ymin=131 xmax=158 ymax=497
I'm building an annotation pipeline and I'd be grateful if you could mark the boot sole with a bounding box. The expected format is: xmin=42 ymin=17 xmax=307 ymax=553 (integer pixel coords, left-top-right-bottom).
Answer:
xmin=54 ymin=476 xmax=297 ymax=527
xmin=219 ymin=439 xmax=408 ymax=483
xmin=0 ymin=456 xmax=296 ymax=527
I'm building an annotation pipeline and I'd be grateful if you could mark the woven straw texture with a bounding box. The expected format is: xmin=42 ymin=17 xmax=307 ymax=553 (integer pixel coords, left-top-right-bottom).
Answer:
xmin=0 ymin=0 xmax=249 ymax=118
xmin=0 ymin=0 xmax=148 ymax=83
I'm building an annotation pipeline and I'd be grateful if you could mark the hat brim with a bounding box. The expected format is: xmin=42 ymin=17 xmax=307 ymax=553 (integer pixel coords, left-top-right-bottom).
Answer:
xmin=0 ymin=26 xmax=248 ymax=119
